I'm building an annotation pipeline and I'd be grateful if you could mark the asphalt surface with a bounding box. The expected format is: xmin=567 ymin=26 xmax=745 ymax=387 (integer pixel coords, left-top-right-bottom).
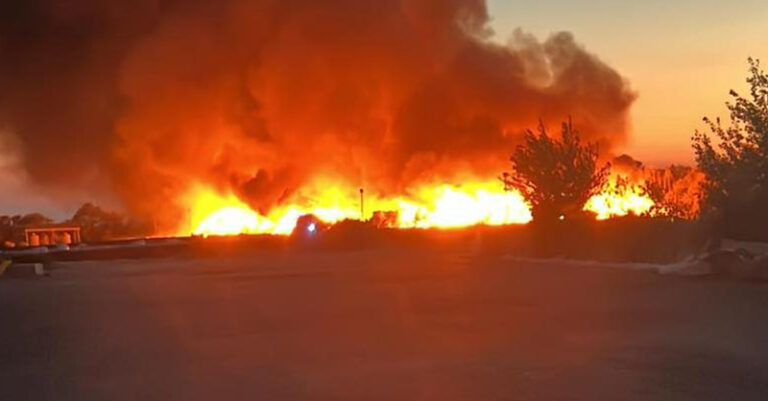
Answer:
xmin=2 ymin=248 xmax=768 ymax=400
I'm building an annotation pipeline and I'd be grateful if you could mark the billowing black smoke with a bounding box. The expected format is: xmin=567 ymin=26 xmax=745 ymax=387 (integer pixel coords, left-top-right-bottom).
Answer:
xmin=0 ymin=0 xmax=635 ymax=230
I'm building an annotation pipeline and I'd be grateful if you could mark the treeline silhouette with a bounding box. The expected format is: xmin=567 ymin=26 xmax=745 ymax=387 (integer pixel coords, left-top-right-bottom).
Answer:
xmin=502 ymin=59 xmax=767 ymax=242
xmin=0 ymin=203 xmax=151 ymax=246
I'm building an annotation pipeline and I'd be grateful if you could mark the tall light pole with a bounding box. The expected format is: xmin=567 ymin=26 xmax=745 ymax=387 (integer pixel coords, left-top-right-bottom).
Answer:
xmin=359 ymin=188 xmax=364 ymax=221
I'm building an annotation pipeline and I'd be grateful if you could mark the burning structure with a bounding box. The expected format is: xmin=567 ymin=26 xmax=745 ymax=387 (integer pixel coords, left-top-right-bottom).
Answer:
xmin=0 ymin=0 xmax=702 ymax=238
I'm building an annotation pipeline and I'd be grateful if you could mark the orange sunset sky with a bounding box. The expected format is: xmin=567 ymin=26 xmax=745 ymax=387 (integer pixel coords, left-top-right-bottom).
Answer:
xmin=488 ymin=0 xmax=768 ymax=165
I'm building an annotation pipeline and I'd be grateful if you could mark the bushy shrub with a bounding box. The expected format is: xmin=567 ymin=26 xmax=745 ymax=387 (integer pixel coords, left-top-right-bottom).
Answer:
xmin=692 ymin=58 xmax=768 ymax=240
xmin=502 ymin=120 xmax=609 ymax=222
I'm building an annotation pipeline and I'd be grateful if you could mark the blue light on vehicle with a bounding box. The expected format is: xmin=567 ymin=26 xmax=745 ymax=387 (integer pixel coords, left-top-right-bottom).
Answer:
xmin=307 ymin=223 xmax=316 ymax=233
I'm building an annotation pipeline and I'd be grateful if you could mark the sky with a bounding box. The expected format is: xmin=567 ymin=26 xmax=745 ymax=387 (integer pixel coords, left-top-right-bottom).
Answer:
xmin=487 ymin=0 xmax=768 ymax=165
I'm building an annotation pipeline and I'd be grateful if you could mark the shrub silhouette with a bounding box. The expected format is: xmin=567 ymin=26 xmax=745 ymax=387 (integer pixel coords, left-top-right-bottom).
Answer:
xmin=692 ymin=58 xmax=768 ymax=240
xmin=502 ymin=120 xmax=609 ymax=223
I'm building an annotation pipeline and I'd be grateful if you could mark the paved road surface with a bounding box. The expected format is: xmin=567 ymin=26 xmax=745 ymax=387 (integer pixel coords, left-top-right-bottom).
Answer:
xmin=2 ymin=249 xmax=768 ymax=400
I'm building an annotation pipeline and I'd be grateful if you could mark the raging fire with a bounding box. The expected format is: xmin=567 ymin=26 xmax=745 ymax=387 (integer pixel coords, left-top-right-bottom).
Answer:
xmin=182 ymin=174 xmax=670 ymax=237
xmin=584 ymin=178 xmax=655 ymax=220
xmin=184 ymin=180 xmax=533 ymax=236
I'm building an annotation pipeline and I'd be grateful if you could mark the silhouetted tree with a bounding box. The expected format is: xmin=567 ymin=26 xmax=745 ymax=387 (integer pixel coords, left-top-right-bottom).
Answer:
xmin=0 ymin=213 xmax=53 ymax=245
xmin=502 ymin=120 xmax=609 ymax=222
xmin=15 ymin=213 xmax=53 ymax=227
xmin=70 ymin=203 xmax=150 ymax=241
xmin=0 ymin=215 xmax=15 ymax=245
xmin=692 ymin=58 xmax=768 ymax=240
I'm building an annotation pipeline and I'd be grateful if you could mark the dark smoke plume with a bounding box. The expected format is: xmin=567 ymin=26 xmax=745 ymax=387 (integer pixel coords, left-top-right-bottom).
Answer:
xmin=0 ymin=0 xmax=635 ymax=229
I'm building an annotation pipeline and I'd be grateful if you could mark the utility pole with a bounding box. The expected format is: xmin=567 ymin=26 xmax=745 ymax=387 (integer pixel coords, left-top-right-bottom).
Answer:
xmin=359 ymin=188 xmax=364 ymax=221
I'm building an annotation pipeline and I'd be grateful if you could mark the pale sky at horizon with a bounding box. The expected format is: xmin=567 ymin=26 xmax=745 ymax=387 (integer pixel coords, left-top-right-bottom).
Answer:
xmin=487 ymin=0 xmax=768 ymax=166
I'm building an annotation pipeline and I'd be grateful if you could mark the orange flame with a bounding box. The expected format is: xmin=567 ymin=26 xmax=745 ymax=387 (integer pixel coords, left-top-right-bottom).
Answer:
xmin=584 ymin=179 xmax=655 ymax=220
xmin=182 ymin=172 xmax=680 ymax=236
xmin=181 ymin=180 xmax=533 ymax=236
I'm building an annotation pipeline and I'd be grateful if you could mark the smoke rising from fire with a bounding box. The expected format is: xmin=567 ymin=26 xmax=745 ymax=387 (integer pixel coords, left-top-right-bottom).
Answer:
xmin=0 ymin=0 xmax=635 ymax=230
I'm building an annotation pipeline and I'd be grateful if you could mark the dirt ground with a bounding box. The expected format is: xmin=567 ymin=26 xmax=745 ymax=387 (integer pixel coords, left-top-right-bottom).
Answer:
xmin=2 ymin=248 xmax=767 ymax=401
